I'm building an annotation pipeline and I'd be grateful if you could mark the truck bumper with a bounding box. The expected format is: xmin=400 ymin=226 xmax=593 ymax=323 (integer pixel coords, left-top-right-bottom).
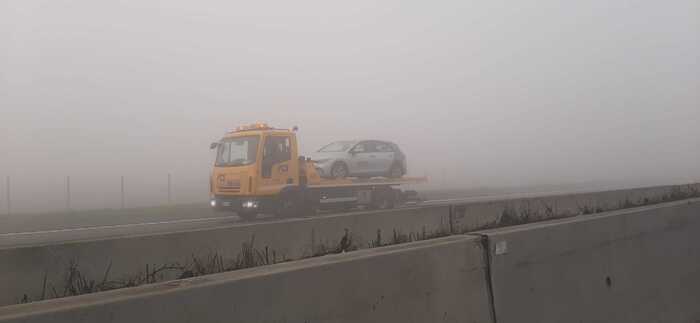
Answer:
xmin=210 ymin=195 xmax=264 ymax=213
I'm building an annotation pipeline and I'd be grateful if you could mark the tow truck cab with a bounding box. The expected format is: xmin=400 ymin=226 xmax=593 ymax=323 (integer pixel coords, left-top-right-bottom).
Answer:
xmin=210 ymin=124 xmax=316 ymax=213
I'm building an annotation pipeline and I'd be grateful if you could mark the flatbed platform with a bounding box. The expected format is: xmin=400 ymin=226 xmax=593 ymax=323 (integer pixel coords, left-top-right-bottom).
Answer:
xmin=310 ymin=176 xmax=428 ymax=189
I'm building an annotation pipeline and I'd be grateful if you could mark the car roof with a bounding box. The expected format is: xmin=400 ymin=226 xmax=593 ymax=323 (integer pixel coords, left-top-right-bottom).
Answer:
xmin=359 ymin=140 xmax=397 ymax=145
xmin=324 ymin=140 xmax=397 ymax=147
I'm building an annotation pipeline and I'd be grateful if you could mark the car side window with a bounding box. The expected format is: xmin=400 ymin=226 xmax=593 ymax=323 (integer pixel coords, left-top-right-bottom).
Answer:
xmin=352 ymin=143 xmax=367 ymax=153
xmin=375 ymin=142 xmax=393 ymax=153
xmin=364 ymin=142 xmax=380 ymax=153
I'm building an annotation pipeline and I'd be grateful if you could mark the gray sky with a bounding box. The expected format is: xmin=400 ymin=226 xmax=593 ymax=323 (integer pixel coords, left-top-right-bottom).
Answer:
xmin=1 ymin=0 xmax=699 ymax=212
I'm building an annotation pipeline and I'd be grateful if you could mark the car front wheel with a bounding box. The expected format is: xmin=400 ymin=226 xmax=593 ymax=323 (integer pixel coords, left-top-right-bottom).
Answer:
xmin=331 ymin=162 xmax=349 ymax=179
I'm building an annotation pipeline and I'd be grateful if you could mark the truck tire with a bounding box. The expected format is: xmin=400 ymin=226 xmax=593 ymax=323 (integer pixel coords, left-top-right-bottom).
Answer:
xmin=369 ymin=187 xmax=396 ymax=210
xmin=301 ymin=190 xmax=320 ymax=217
xmin=277 ymin=187 xmax=318 ymax=218
xmin=278 ymin=193 xmax=301 ymax=218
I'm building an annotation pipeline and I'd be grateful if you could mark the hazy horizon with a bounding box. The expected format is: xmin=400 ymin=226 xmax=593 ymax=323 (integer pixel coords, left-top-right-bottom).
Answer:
xmin=2 ymin=0 xmax=698 ymax=213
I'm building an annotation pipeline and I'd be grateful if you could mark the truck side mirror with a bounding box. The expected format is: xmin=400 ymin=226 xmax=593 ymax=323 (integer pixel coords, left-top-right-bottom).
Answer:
xmin=210 ymin=142 xmax=219 ymax=150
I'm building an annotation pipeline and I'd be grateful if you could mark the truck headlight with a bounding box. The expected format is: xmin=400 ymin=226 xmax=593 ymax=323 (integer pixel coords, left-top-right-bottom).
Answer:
xmin=242 ymin=200 xmax=259 ymax=209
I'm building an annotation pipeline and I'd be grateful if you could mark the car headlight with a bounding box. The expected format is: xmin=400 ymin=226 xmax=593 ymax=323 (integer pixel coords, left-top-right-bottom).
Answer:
xmin=210 ymin=200 xmax=217 ymax=207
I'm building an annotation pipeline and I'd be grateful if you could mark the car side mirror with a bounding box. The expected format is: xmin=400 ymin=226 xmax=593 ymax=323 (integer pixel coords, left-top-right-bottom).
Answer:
xmin=210 ymin=142 xmax=219 ymax=150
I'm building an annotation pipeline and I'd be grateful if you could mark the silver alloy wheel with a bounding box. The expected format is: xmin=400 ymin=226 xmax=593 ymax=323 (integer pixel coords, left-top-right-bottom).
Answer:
xmin=331 ymin=163 xmax=348 ymax=178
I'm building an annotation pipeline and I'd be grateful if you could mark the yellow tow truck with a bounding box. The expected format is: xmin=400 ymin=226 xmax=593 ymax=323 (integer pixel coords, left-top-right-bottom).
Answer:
xmin=209 ymin=123 xmax=426 ymax=219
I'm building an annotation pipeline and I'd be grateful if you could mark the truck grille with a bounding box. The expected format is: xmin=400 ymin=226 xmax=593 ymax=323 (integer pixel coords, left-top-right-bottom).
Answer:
xmin=219 ymin=186 xmax=241 ymax=193
xmin=218 ymin=178 xmax=241 ymax=193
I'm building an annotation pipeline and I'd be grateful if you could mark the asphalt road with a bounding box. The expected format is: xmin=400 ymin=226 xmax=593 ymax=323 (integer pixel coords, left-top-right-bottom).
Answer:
xmin=0 ymin=187 xmax=612 ymax=250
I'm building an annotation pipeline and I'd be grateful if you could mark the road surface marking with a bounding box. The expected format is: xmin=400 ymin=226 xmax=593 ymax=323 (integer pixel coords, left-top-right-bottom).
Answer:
xmin=0 ymin=216 xmax=240 ymax=237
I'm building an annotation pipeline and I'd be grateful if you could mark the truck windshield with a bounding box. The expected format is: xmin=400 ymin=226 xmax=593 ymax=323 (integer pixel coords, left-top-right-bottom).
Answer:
xmin=216 ymin=136 xmax=260 ymax=167
xmin=318 ymin=141 xmax=355 ymax=153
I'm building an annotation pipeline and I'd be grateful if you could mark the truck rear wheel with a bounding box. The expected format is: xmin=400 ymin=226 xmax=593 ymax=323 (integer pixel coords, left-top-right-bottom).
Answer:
xmin=369 ymin=187 xmax=396 ymax=210
xmin=277 ymin=188 xmax=318 ymax=218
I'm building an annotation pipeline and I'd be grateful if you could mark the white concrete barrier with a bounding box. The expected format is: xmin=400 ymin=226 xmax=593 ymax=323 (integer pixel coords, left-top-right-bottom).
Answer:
xmin=0 ymin=206 xmax=451 ymax=306
xmin=479 ymin=198 xmax=700 ymax=323
xmin=449 ymin=183 xmax=700 ymax=231
xmin=1 ymin=183 xmax=697 ymax=307
xmin=2 ymin=192 xmax=699 ymax=322
xmin=0 ymin=236 xmax=493 ymax=323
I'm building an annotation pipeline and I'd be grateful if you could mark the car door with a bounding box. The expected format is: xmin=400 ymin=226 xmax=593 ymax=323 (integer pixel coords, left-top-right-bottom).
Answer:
xmin=371 ymin=141 xmax=396 ymax=174
xmin=347 ymin=142 xmax=372 ymax=176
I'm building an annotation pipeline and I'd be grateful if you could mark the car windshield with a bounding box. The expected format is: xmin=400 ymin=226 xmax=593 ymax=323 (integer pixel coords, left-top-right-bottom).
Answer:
xmin=216 ymin=136 xmax=260 ymax=167
xmin=318 ymin=141 xmax=355 ymax=153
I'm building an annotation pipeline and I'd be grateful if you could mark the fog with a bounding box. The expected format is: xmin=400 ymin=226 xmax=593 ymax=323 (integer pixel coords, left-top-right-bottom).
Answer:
xmin=1 ymin=0 xmax=699 ymax=213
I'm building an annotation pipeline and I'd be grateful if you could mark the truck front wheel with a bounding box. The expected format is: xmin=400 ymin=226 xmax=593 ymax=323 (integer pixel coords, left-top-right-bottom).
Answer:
xmin=369 ymin=187 xmax=397 ymax=210
xmin=277 ymin=194 xmax=299 ymax=218
xmin=277 ymin=189 xmax=319 ymax=218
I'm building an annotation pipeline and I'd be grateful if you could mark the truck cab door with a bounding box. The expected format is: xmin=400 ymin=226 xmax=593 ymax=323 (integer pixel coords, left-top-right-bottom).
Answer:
xmin=260 ymin=135 xmax=297 ymax=190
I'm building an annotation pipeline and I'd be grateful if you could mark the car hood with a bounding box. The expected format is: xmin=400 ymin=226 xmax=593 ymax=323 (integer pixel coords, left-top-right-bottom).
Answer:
xmin=308 ymin=151 xmax=346 ymax=161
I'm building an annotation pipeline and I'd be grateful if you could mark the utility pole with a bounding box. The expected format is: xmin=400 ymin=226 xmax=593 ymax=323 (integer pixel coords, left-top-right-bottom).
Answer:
xmin=120 ymin=176 xmax=125 ymax=209
xmin=5 ymin=176 xmax=10 ymax=215
xmin=66 ymin=176 xmax=71 ymax=211
xmin=441 ymin=169 xmax=447 ymax=188
xmin=167 ymin=173 xmax=172 ymax=205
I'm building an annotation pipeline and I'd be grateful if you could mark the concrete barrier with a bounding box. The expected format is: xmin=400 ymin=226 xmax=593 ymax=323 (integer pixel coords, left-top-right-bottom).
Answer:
xmin=2 ymin=191 xmax=699 ymax=322
xmin=0 ymin=236 xmax=494 ymax=323
xmin=0 ymin=206 xmax=452 ymax=306
xmin=449 ymin=183 xmax=700 ymax=232
xmin=0 ymin=183 xmax=697 ymax=307
xmin=478 ymin=198 xmax=700 ymax=323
